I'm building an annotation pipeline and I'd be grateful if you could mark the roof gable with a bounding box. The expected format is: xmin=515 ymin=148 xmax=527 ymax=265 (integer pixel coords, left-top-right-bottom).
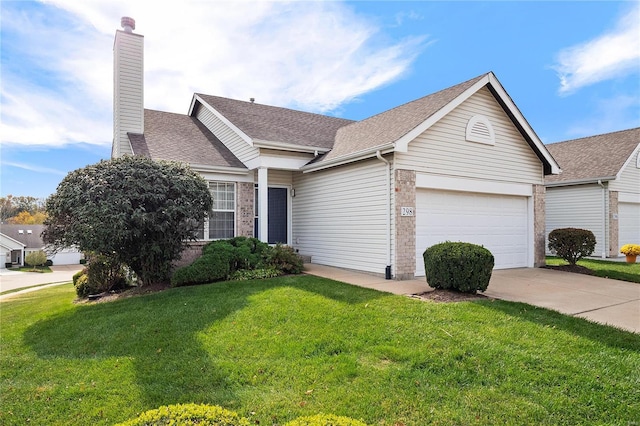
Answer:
xmin=193 ymin=94 xmax=354 ymax=151
xmin=129 ymin=109 xmax=246 ymax=169
xmin=545 ymin=127 xmax=640 ymax=185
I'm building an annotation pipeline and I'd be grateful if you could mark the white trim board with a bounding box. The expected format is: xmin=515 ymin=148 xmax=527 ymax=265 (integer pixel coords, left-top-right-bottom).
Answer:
xmin=415 ymin=174 xmax=533 ymax=197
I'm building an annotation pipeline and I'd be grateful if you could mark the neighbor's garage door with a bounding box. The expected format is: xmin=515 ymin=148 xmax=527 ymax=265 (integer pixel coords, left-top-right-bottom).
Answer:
xmin=619 ymin=202 xmax=640 ymax=246
xmin=416 ymin=189 xmax=529 ymax=276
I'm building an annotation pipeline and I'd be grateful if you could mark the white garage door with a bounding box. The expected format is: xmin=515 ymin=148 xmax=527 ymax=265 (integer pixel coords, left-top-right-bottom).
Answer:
xmin=619 ymin=202 xmax=640 ymax=246
xmin=50 ymin=251 xmax=82 ymax=266
xmin=416 ymin=189 xmax=529 ymax=275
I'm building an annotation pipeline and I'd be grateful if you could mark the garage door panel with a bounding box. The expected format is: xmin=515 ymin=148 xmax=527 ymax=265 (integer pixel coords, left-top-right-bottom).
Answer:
xmin=416 ymin=190 xmax=529 ymax=275
xmin=619 ymin=202 xmax=640 ymax=245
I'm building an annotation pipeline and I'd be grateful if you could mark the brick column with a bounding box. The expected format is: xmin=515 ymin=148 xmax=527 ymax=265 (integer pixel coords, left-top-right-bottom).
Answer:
xmin=237 ymin=182 xmax=255 ymax=238
xmin=609 ymin=191 xmax=619 ymax=257
xmin=533 ymin=184 xmax=546 ymax=267
xmin=394 ymin=169 xmax=416 ymax=280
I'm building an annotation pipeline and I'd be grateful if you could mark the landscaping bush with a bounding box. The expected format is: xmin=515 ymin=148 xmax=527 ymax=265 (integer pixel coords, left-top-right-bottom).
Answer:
xmin=423 ymin=242 xmax=494 ymax=293
xmin=230 ymin=267 xmax=281 ymax=281
xmin=172 ymin=250 xmax=232 ymax=287
xmin=285 ymin=413 xmax=368 ymax=426
xmin=25 ymin=250 xmax=47 ymax=270
xmin=203 ymin=237 xmax=270 ymax=272
xmin=73 ymin=253 xmax=130 ymax=297
xmin=548 ymin=228 xmax=596 ymax=265
xmin=267 ymin=243 xmax=304 ymax=274
xmin=116 ymin=403 xmax=250 ymax=426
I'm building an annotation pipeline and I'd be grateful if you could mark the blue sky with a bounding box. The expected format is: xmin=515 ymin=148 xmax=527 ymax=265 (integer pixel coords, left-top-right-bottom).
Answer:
xmin=1 ymin=1 xmax=639 ymax=199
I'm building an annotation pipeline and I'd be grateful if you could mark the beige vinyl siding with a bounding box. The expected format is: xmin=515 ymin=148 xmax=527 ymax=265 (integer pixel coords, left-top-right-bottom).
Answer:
xmin=546 ymin=184 xmax=608 ymax=256
xmin=196 ymin=104 xmax=259 ymax=164
xmin=113 ymin=31 xmax=144 ymax=157
xmin=396 ymin=87 xmax=543 ymax=184
xmin=609 ymin=150 xmax=640 ymax=194
xmin=292 ymin=159 xmax=389 ymax=274
xmin=266 ymin=169 xmax=293 ymax=186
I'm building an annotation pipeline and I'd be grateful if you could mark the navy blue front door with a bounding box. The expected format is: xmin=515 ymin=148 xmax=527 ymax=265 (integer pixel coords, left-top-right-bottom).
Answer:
xmin=267 ymin=188 xmax=288 ymax=244
xmin=254 ymin=187 xmax=288 ymax=244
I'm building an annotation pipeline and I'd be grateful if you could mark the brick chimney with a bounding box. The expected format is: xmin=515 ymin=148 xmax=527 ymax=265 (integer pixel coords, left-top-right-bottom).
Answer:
xmin=112 ymin=17 xmax=144 ymax=158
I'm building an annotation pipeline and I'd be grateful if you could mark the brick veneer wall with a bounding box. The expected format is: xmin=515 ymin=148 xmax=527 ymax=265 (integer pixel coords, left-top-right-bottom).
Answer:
xmin=533 ymin=184 xmax=546 ymax=267
xmin=609 ymin=190 xmax=619 ymax=257
xmin=237 ymin=182 xmax=255 ymax=238
xmin=394 ymin=169 xmax=416 ymax=280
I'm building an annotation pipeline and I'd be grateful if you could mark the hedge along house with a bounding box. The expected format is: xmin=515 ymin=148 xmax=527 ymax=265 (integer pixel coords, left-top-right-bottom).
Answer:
xmin=545 ymin=128 xmax=640 ymax=258
xmin=112 ymin=18 xmax=559 ymax=280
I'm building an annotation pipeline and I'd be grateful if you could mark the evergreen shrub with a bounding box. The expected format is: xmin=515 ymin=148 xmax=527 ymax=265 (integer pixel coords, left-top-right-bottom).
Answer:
xmin=422 ymin=242 xmax=494 ymax=293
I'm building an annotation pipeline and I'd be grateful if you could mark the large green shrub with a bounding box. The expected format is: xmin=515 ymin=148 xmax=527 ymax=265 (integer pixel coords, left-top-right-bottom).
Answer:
xmin=285 ymin=413 xmax=368 ymax=426
xmin=116 ymin=403 xmax=250 ymax=426
xmin=548 ymin=227 xmax=596 ymax=265
xmin=422 ymin=242 xmax=494 ymax=293
xmin=171 ymin=250 xmax=232 ymax=287
xmin=204 ymin=237 xmax=270 ymax=271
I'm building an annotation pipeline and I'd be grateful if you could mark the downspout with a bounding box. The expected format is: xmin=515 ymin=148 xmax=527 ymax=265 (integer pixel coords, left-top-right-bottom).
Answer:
xmin=597 ymin=179 xmax=606 ymax=259
xmin=376 ymin=150 xmax=392 ymax=279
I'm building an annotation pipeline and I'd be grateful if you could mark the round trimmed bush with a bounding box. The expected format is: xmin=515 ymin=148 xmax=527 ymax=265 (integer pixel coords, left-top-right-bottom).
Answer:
xmin=422 ymin=242 xmax=494 ymax=293
xmin=116 ymin=403 xmax=250 ymax=426
xmin=548 ymin=227 xmax=596 ymax=265
xmin=171 ymin=250 xmax=232 ymax=287
xmin=285 ymin=413 xmax=368 ymax=426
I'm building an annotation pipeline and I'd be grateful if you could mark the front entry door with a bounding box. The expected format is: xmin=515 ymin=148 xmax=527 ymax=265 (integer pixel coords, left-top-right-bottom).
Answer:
xmin=254 ymin=187 xmax=288 ymax=244
xmin=267 ymin=188 xmax=288 ymax=244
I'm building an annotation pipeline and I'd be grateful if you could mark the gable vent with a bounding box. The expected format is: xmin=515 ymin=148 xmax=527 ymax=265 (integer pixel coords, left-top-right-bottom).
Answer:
xmin=466 ymin=115 xmax=495 ymax=145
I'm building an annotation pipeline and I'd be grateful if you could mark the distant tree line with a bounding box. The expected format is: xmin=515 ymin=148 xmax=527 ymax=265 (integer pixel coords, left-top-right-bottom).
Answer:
xmin=0 ymin=195 xmax=47 ymax=224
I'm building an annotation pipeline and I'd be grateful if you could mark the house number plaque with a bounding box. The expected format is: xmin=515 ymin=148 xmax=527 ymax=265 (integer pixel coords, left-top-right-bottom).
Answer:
xmin=401 ymin=207 xmax=414 ymax=217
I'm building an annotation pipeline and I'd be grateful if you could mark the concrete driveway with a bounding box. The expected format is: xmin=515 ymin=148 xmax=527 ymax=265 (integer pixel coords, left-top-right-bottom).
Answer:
xmin=303 ymin=264 xmax=640 ymax=334
xmin=0 ymin=265 xmax=83 ymax=298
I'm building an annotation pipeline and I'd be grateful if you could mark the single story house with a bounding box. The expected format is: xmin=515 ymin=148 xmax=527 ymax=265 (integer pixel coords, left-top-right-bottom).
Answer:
xmin=112 ymin=17 xmax=559 ymax=279
xmin=0 ymin=225 xmax=83 ymax=266
xmin=545 ymin=128 xmax=640 ymax=258
xmin=0 ymin=232 xmax=25 ymax=269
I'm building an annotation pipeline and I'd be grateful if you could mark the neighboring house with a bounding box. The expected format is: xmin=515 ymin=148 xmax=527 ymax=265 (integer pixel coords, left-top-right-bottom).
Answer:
xmin=0 ymin=225 xmax=83 ymax=266
xmin=0 ymin=232 xmax=25 ymax=269
xmin=545 ymin=128 xmax=640 ymax=258
xmin=112 ymin=17 xmax=559 ymax=279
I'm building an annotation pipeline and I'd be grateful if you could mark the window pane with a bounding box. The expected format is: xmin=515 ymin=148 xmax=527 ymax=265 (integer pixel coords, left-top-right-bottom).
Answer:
xmin=208 ymin=181 xmax=235 ymax=239
xmin=209 ymin=211 xmax=234 ymax=239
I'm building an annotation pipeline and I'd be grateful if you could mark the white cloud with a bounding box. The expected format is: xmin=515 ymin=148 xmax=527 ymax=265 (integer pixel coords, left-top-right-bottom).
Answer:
xmin=554 ymin=4 xmax=640 ymax=94
xmin=1 ymin=0 xmax=427 ymax=147
xmin=1 ymin=161 xmax=67 ymax=176
xmin=565 ymin=94 xmax=640 ymax=138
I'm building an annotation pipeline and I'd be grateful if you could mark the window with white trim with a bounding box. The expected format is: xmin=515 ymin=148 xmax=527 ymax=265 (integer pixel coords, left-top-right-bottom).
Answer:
xmin=200 ymin=181 xmax=235 ymax=240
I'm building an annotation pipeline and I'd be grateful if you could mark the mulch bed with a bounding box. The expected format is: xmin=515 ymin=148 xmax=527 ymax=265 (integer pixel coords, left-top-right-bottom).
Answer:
xmin=410 ymin=289 xmax=489 ymax=303
xmin=542 ymin=264 xmax=594 ymax=275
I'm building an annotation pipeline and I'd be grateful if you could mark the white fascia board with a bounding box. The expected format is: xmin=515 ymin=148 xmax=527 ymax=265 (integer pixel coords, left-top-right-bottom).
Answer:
xmin=619 ymin=192 xmax=640 ymax=203
xmin=190 ymin=94 xmax=254 ymax=146
xmin=253 ymin=139 xmax=330 ymax=154
xmin=485 ymin=73 xmax=560 ymax=175
xmin=615 ymin=142 xmax=640 ymax=181
xmin=394 ymin=74 xmax=492 ymax=153
xmin=302 ymin=144 xmax=395 ymax=173
xmin=196 ymin=169 xmax=255 ymax=183
xmin=245 ymin=155 xmax=314 ymax=171
xmin=416 ymin=173 xmax=533 ymax=197
xmin=544 ymin=176 xmax=616 ymax=188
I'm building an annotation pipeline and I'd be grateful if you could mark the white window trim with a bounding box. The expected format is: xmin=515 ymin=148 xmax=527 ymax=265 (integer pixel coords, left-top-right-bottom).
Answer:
xmin=201 ymin=181 xmax=236 ymax=240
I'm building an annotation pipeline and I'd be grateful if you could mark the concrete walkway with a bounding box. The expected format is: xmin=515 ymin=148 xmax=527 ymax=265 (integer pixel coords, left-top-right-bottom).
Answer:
xmin=303 ymin=263 xmax=640 ymax=334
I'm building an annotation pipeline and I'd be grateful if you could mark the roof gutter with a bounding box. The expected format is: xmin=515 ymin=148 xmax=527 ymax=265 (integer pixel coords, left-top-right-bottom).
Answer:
xmin=302 ymin=144 xmax=395 ymax=173
xmin=544 ymin=176 xmax=617 ymax=187
xmin=190 ymin=164 xmax=250 ymax=174
xmin=253 ymin=139 xmax=330 ymax=154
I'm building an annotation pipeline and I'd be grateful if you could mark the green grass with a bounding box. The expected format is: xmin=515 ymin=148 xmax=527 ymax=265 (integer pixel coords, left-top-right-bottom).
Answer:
xmin=10 ymin=265 xmax=53 ymax=273
xmin=546 ymin=256 xmax=640 ymax=283
xmin=1 ymin=276 xmax=639 ymax=425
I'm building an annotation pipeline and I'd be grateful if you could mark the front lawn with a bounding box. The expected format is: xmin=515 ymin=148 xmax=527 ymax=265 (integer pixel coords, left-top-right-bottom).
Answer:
xmin=10 ymin=265 xmax=53 ymax=273
xmin=1 ymin=276 xmax=639 ymax=425
xmin=546 ymin=256 xmax=640 ymax=283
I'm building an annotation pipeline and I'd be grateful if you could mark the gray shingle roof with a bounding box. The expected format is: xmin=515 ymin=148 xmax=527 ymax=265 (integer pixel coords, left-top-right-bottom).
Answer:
xmin=129 ymin=109 xmax=246 ymax=169
xmin=1 ymin=224 xmax=45 ymax=249
xmin=545 ymin=127 xmax=640 ymax=184
xmin=322 ymin=74 xmax=487 ymax=162
xmin=195 ymin=94 xmax=354 ymax=150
